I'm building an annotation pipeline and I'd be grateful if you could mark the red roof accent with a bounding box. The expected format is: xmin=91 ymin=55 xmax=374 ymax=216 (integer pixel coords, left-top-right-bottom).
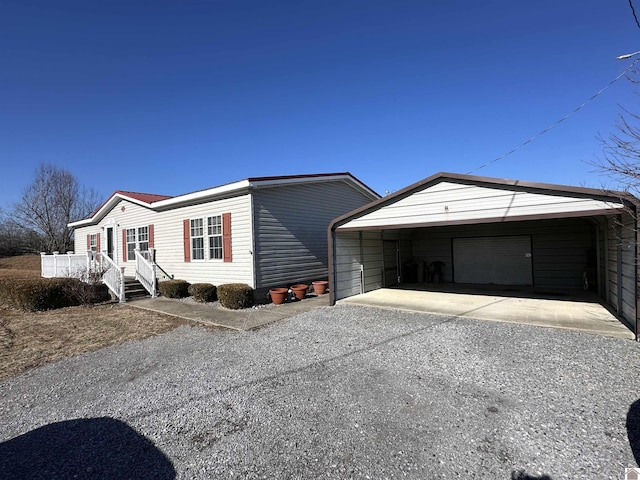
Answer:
xmin=114 ymin=190 xmax=173 ymax=204
xmin=90 ymin=190 xmax=172 ymax=216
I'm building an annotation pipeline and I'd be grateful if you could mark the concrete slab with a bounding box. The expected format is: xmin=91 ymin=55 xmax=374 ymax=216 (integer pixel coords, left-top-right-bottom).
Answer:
xmin=127 ymin=293 xmax=330 ymax=331
xmin=339 ymin=287 xmax=635 ymax=340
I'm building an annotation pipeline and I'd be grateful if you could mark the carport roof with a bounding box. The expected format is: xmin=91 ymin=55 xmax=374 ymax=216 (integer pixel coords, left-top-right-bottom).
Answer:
xmin=331 ymin=172 xmax=638 ymax=231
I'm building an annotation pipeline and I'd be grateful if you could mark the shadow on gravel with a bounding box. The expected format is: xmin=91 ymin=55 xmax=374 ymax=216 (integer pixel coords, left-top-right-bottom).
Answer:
xmin=627 ymin=399 xmax=640 ymax=466
xmin=0 ymin=417 xmax=175 ymax=479
xmin=511 ymin=470 xmax=553 ymax=480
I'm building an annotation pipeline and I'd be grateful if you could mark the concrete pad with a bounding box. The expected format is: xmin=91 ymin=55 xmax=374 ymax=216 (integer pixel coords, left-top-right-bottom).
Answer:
xmin=128 ymin=294 xmax=330 ymax=331
xmin=339 ymin=288 xmax=635 ymax=340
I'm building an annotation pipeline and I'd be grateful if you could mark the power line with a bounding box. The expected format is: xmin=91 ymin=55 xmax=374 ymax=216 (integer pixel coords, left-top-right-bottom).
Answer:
xmin=629 ymin=0 xmax=640 ymax=31
xmin=466 ymin=59 xmax=639 ymax=175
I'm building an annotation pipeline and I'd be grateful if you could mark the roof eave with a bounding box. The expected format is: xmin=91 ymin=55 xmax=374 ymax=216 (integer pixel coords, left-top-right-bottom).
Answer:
xmin=330 ymin=171 xmax=640 ymax=232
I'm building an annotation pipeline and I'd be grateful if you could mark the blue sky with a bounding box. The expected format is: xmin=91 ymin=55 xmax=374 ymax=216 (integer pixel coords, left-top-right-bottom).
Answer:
xmin=1 ymin=0 xmax=639 ymax=208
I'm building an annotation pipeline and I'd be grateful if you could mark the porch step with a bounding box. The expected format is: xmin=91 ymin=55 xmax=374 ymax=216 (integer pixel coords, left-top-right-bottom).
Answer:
xmin=124 ymin=277 xmax=150 ymax=300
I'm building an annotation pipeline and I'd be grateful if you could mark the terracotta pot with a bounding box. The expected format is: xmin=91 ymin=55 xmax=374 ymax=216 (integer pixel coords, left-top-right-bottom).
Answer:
xmin=312 ymin=281 xmax=328 ymax=295
xmin=290 ymin=284 xmax=308 ymax=300
xmin=269 ymin=288 xmax=288 ymax=305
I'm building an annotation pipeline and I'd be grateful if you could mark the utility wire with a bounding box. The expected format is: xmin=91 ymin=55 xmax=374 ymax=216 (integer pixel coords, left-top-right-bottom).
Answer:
xmin=466 ymin=59 xmax=639 ymax=175
xmin=629 ymin=0 xmax=640 ymax=31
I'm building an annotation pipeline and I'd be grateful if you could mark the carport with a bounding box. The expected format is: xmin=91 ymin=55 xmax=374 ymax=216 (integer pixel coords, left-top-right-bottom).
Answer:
xmin=328 ymin=172 xmax=640 ymax=340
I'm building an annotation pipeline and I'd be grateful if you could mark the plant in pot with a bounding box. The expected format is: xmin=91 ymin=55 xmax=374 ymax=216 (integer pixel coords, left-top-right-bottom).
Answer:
xmin=312 ymin=281 xmax=328 ymax=295
xmin=269 ymin=287 xmax=288 ymax=305
xmin=290 ymin=284 xmax=308 ymax=300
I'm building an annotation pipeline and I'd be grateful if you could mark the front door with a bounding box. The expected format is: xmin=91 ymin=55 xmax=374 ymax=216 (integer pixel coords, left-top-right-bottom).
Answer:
xmin=383 ymin=240 xmax=399 ymax=286
xmin=106 ymin=227 xmax=114 ymax=259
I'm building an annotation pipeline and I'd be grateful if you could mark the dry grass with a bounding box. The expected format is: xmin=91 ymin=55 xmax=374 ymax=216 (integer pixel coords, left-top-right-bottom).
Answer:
xmin=0 ymin=255 xmax=191 ymax=381
xmin=0 ymin=254 xmax=41 ymax=279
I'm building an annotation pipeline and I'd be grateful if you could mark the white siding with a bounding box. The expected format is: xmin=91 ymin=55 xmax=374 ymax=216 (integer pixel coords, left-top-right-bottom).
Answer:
xmin=153 ymin=195 xmax=253 ymax=286
xmin=73 ymin=200 xmax=159 ymax=277
xmin=338 ymin=181 xmax=625 ymax=229
xmin=76 ymin=196 xmax=254 ymax=286
xmin=253 ymin=181 xmax=376 ymax=288
xmin=333 ymin=231 xmax=362 ymax=300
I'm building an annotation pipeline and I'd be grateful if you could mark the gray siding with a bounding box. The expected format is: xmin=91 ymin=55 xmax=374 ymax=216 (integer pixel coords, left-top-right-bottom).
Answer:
xmin=334 ymin=231 xmax=362 ymax=300
xmin=411 ymin=218 xmax=595 ymax=288
xmin=362 ymin=231 xmax=383 ymax=292
xmin=253 ymin=181 xmax=376 ymax=288
xmin=608 ymin=213 xmax=637 ymax=326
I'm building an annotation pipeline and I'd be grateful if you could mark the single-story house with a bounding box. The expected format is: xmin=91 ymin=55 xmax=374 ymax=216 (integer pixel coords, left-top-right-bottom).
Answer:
xmin=68 ymin=172 xmax=379 ymax=299
xmin=328 ymin=172 xmax=639 ymax=338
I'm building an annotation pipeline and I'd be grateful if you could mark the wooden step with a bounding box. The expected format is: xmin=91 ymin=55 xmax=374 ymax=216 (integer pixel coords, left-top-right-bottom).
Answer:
xmin=124 ymin=278 xmax=150 ymax=300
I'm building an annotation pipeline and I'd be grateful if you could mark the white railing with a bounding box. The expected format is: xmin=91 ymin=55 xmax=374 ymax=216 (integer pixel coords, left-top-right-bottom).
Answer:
xmin=135 ymin=248 xmax=157 ymax=297
xmin=98 ymin=252 xmax=126 ymax=303
xmin=41 ymin=251 xmax=96 ymax=278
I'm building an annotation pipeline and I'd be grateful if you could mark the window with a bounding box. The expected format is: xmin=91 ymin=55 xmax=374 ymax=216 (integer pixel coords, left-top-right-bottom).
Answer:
xmin=89 ymin=234 xmax=97 ymax=252
xmin=138 ymin=226 xmax=149 ymax=252
xmin=184 ymin=213 xmax=230 ymax=263
xmin=125 ymin=226 xmax=150 ymax=261
xmin=126 ymin=228 xmax=136 ymax=261
xmin=207 ymin=215 xmax=222 ymax=260
xmin=190 ymin=218 xmax=205 ymax=260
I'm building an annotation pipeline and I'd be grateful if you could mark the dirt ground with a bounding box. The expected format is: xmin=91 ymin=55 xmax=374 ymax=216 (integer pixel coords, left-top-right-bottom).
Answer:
xmin=0 ymin=255 xmax=190 ymax=381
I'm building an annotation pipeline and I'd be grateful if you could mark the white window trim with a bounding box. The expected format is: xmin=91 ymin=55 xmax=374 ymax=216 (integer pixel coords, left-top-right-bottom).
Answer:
xmin=190 ymin=215 xmax=224 ymax=262
xmin=126 ymin=225 xmax=149 ymax=261
xmin=207 ymin=215 xmax=223 ymax=261
xmin=89 ymin=233 xmax=97 ymax=252
xmin=190 ymin=218 xmax=205 ymax=261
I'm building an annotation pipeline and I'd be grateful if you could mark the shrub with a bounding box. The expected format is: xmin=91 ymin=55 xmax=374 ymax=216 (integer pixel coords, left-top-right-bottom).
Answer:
xmin=158 ymin=279 xmax=190 ymax=298
xmin=217 ymin=283 xmax=254 ymax=309
xmin=187 ymin=283 xmax=217 ymax=303
xmin=0 ymin=277 xmax=82 ymax=311
xmin=64 ymin=280 xmax=110 ymax=305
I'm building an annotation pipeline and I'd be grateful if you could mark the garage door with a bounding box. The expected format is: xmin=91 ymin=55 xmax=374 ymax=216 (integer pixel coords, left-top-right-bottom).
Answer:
xmin=453 ymin=235 xmax=533 ymax=285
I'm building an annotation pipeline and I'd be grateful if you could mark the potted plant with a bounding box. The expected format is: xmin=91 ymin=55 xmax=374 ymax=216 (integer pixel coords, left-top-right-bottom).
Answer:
xmin=269 ymin=287 xmax=288 ymax=305
xmin=312 ymin=281 xmax=328 ymax=295
xmin=290 ymin=284 xmax=308 ymax=300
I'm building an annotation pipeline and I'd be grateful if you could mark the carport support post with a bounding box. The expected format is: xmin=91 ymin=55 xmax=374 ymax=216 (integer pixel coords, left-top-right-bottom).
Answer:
xmin=359 ymin=231 xmax=364 ymax=294
xmin=633 ymin=210 xmax=640 ymax=342
xmin=616 ymin=216 xmax=623 ymax=318
xmin=329 ymin=228 xmax=336 ymax=306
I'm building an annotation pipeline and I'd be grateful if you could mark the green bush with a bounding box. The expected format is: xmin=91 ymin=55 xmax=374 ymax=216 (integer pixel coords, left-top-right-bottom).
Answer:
xmin=0 ymin=277 xmax=83 ymax=311
xmin=217 ymin=283 xmax=254 ymax=309
xmin=158 ymin=279 xmax=191 ymax=298
xmin=187 ymin=283 xmax=217 ymax=303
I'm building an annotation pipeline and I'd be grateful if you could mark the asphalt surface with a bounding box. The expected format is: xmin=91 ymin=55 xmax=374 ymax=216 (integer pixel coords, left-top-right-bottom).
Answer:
xmin=1 ymin=304 xmax=639 ymax=479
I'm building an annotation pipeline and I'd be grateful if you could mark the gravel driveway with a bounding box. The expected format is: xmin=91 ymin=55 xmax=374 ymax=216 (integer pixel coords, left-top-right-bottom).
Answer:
xmin=1 ymin=304 xmax=639 ymax=479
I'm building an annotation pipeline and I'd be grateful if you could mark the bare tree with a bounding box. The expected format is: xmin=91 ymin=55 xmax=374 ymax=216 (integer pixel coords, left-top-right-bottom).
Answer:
xmin=12 ymin=164 xmax=100 ymax=253
xmin=593 ymin=67 xmax=640 ymax=195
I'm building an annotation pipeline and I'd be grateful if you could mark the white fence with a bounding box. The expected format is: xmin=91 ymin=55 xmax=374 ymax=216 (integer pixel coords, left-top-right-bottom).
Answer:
xmin=41 ymin=251 xmax=126 ymax=303
xmin=41 ymin=252 xmax=94 ymax=278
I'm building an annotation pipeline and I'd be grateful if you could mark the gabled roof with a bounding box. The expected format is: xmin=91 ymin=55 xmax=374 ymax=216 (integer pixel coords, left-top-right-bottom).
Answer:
xmin=88 ymin=190 xmax=173 ymax=217
xmin=331 ymin=172 xmax=639 ymax=231
xmin=114 ymin=190 xmax=173 ymax=204
xmin=70 ymin=172 xmax=379 ymax=228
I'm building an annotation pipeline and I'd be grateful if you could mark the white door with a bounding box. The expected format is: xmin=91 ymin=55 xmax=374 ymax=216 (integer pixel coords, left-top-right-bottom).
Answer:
xmin=453 ymin=235 xmax=533 ymax=285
